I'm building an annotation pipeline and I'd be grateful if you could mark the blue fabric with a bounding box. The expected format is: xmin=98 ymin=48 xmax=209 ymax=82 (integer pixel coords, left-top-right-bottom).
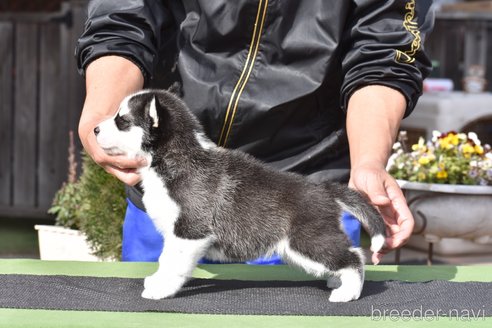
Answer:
xmin=122 ymin=198 xmax=361 ymax=263
xmin=122 ymin=199 xmax=163 ymax=262
xmin=341 ymin=211 xmax=361 ymax=247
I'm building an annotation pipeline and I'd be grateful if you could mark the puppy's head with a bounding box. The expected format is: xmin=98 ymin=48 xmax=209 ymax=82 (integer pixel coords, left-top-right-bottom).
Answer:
xmin=94 ymin=90 xmax=169 ymax=158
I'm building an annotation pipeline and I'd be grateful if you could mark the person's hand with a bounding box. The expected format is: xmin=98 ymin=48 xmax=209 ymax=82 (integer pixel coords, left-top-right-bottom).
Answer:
xmin=349 ymin=161 xmax=415 ymax=264
xmin=78 ymin=111 xmax=147 ymax=186
xmin=78 ymin=56 xmax=146 ymax=185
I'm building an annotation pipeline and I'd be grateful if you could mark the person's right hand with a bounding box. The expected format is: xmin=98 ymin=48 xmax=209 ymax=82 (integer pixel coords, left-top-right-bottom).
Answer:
xmin=78 ymin=56 xmax=146 ymax=185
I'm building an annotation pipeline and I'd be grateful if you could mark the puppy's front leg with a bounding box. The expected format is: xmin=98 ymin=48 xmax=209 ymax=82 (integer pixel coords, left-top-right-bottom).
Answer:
xmin=142 ymin=236 xmax=211 ymax=300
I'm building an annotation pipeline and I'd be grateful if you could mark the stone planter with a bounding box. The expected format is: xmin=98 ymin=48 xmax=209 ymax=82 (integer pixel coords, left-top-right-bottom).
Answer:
xmin=35 ymin=225 xmax=103 ymax=261
xmin=398 ymin=180 xmax=492 ymax=262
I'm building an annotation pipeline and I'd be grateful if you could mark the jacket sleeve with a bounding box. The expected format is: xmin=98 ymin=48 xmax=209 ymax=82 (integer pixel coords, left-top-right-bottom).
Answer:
xmin=75 ymin=0 xmax=172 ymax=83
xmin=340 ymin=0 xmax=433 ymax=117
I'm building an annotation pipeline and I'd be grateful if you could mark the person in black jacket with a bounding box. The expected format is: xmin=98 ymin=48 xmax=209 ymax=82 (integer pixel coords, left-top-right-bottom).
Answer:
xmin=76 ymin=0 xmax=433 ymax=263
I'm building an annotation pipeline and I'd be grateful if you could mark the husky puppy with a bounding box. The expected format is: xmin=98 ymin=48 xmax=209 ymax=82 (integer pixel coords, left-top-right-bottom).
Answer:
xmin=94 ymin=89 xmax=386 ymax=302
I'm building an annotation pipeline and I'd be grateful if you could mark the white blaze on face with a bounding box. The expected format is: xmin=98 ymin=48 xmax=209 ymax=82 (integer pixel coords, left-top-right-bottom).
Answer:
xmin=95 ymin=103 xmax=145 ymax=158
xmin=118 ymin=90 xmax=149 ymax=116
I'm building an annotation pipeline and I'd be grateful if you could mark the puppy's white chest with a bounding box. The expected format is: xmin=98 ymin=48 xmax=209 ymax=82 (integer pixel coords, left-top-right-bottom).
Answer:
xmin=140 ymin=167 xmax=181 ymax=234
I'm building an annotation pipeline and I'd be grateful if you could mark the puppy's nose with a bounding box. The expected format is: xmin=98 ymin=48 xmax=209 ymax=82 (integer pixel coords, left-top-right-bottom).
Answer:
xmin=94 ymin=126 xmax=100 ymax=136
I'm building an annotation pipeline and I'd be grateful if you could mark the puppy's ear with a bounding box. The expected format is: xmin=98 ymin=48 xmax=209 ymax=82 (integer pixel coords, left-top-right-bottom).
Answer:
xmin=167 ymin=82 xmax=182 ymax=97
xmin=149 ymin=96 xmax=159 ymax=128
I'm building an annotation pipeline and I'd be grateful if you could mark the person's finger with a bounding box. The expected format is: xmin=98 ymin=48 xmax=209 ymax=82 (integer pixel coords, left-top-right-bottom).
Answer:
xmin=84 ymin=142 xmax=146 ymax=185
xmin=372 ymin=252 xmax=384 ymax=265
xmin=378 ymin=178 xmax=414 ymax=247
xmin=385 ymin=221 xmax=413 ymax=249
xmin=100 ymin=154 xmax=147 ymax=170
xmin=105 ymin=166 xmax=142 ymax=186
xmin=387 ymin=205 xmax=414 ymax=246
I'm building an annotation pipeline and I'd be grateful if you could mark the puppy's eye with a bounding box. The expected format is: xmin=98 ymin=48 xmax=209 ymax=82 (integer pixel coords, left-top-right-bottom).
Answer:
xmin=115 ymin=115 xmax=131 ymax=131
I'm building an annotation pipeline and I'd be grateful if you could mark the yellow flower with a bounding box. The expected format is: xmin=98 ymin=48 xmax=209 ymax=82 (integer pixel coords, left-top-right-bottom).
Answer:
xmin=475 ymin=144 xmax=484 ymax=155
xmin=418 ymin=156 xmax=430 ymax=165
xmin=438 ymin=137 xmax=453 ymax=150
xmin=436 ymin=170 xmax=448 ymax=179
xmin=462 ymin=143 xmax=475 ymax=158
xmin=436 ymin=162 xmax=448 ymax=180
xmin=450 ymin=134 xmax=460 ymax=145
xmin=438 ymin=133 xmax=460 ymax=150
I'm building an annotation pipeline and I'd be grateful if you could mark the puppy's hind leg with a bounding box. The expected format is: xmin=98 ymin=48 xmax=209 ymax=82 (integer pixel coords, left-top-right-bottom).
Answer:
xmin=142 ymin=236 xmax=211 ymax=300
xmin=327 ymin=248 xmax=365 ymax=302
xmin=279 ymin=238 xmax=365 ymax=302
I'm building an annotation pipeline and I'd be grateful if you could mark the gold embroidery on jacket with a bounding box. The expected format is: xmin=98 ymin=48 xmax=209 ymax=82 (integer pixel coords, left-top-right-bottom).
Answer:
xmin=395 ymin=0 xmax=421 ymax=64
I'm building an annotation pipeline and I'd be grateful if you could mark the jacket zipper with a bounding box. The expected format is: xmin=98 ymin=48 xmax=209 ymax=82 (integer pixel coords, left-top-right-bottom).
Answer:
xmin=218 ymin=0 xmax=269 ymax=147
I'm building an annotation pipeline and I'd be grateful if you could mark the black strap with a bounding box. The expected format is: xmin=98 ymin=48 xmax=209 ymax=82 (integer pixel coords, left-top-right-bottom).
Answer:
xmin=125 ymin=184 xmax=146 ymax=211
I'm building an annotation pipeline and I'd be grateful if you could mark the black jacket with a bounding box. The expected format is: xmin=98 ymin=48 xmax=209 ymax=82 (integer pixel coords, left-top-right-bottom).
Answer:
xmin=77 ymin=0 xmax=433 ymax=183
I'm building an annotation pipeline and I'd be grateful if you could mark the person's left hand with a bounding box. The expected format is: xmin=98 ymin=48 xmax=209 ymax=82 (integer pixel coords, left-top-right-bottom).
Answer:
xmin=349 ymin=161 xmax=415 ymax=264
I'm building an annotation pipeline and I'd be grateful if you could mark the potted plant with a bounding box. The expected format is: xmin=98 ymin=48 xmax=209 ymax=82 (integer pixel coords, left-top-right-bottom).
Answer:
xmin=387 ymin=131 xmax=492 ymax=261
xmin=36 ymin=132 xmax=126 ymax=261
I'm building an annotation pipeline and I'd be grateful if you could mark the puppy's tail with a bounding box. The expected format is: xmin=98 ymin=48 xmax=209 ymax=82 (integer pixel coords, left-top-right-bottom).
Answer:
xmin=331 ymin=184 xmax=386 ymax=254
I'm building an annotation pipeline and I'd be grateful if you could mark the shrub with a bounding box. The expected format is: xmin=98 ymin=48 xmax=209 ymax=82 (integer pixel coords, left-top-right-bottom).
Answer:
xmin=76 ymin=153 xmax=126 ymax=259
xmin=49 ymin=133 xmax=126 ymax=259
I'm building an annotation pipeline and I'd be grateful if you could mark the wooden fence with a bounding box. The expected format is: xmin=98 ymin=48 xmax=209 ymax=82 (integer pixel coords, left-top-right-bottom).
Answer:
xmin=0 ymin=1 xmax=86 ymax=219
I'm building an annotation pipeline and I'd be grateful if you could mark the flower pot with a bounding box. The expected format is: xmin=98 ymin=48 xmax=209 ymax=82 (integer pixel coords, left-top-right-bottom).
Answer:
xmin=35 ymin=225 xmax=103 ymax=261
xmin=399 ymin=180 xmax=492 ymax=256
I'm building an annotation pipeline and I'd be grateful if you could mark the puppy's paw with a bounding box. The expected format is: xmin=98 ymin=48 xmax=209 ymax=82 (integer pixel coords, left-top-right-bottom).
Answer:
xmin=328 ymin=286 xmax=361 ymax=302
xmin=141 ymin=287 xmax=176 ymax=300
xmin=143 ymin=273 xmax=160 ymax=290
xmin=141 ymin=274 xmax=185 ymax=300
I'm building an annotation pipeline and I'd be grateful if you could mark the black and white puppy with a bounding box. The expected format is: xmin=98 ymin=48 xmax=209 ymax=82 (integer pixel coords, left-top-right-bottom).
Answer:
xmin=95 ymin=89 xmax=386 ymax=302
